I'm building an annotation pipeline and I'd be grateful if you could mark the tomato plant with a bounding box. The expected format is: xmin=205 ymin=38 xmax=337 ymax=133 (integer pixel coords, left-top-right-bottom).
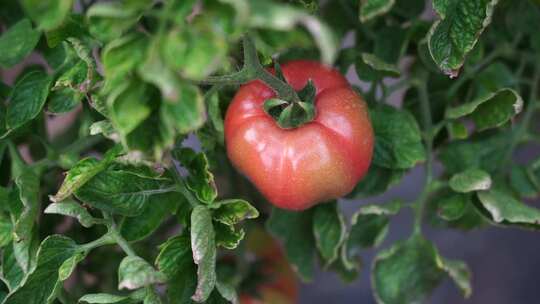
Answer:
xmin=0 ymin=0 xmax=540 ymax=303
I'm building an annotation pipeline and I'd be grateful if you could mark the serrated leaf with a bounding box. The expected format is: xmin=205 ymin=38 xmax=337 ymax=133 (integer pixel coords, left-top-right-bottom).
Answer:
xmin=44 ymin=200 xmax=97 ymax=228
xmin=372 ymin=235 xmax=444 ymax=304
xmin=370 ymin=104 xmax=426 ymax=169
xmin=428 ymin=0 xmax=499 ymax=77
xmin=118 ymin=256 xmax=166 ymax=290
xmin=266 ymin=208 xmax=315 ymax=282
xmin=51 ymin=145 xmax=122 ymax=202
xmin=75 ymin=166 xmax=176 ymax=216
xmin=312 ymin=202 xmax=346 ymax=266
xmin=3 ymin=235 xmax=79 ymax=304
xmin=359 ymin=0 xmax=395 ymax=22
xmin=6 ymin=70 xmax=53 ymax=130
xmin=446 ymin=89 xmax=523 ymax=130
xmin=475 ymin=189 xmax=540 ymax=229
xmin=190 ymin=206 xmax=217 ymax=302
xmin=0 ymin=19 xmax=40 ymax=68
xmin=449 ymin=169 xmax=492 ymax=193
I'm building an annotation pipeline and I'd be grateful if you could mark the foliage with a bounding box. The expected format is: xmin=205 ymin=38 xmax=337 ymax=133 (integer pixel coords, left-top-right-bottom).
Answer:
xmin=0 ymin=0 xmax=539 ymax=303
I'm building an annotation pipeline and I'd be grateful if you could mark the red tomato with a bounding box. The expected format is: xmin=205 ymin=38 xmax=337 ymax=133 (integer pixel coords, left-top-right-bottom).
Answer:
xmin=224 ymin=60 xmax=374 ymax=210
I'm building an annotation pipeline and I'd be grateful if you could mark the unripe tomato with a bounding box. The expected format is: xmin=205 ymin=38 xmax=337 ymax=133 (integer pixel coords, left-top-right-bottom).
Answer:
xmin=224 ymin=60 xmax=374 ymax=210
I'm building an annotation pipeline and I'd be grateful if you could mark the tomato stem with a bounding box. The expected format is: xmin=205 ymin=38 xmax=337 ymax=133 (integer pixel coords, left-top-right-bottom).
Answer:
xmin=413 ymin=79 xmax=434 ymax=236
xmin=198 ymin=34 xmax=302 ymax=104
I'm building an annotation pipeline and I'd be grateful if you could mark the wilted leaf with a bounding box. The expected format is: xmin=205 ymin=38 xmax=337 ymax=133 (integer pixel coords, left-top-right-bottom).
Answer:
xmin=190 ymin=206 xmax=217 ymax=302
xmin=118 ymin=256 xmax=166 ymax=290
xmin=449 ymin=169 xmax=492 ymax=193
xmin=312 ymin=202 xmax=346 ymax=266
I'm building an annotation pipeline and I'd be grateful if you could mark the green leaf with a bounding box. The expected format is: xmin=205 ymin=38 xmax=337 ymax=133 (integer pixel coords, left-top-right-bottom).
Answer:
xmin=6 ymin=70 xmax=53 ymax=130
xmin=107 ymin=79 xmax=153 ymax=137
xmin=266 ymin=208 xmax=315 ymax=281
xmin=210 ymin=199 xmax=259 ymax=225
xmin=160 ymin=83 xmax=206 ymax=134
xmin=445 ymin=89 xmax=523 ymax=130
xmin=190 ymin=206 xmax=217 ymax=302
xmin=347 ymin=165 xmax=405 ymax=198
xmin=75 ymin=166 xmax=176 ymax=216
xmin=120 ymin=191 xmax=180 ymax=242
xmin=44 ymin=200 xmax=97 ymax=228
xmin=12 ymin=168 xmax=39 ymax=243
xmin=359 ymin=53 xmax=400 ymax=78
xmin=87 ymin=3 xmax=140 ymax=43
xmin=510 ymin=166 xmax=539 ymax=198
xmin=437 ymin=194 xmax=468 ymax=221
xmin=370 ymin=104 xmax=426 ymax=169
xmin=159 ymin=26 xmax=228 ymax=80
xmin=174 ymin=148 xmax=217 ymax=204
xmin=50 ymin=145 xmax=122 ymax=202
xmin=359 ymin=0 xmax=395 ymax=23
xmin=0 ymin=19 xmax=40 ymax=68
xmin=3 ymin=235 xmax=79 ymax=304
xmin=449 ymin=169 xmax=492 ymax=193
xmin=475 ymin=189 xmax=540 ymax=229
xmin=118 ymin=256 xmax=166 ymax=290
xmin=79 ymin=293 xmax=136 ymax=304
xmin=166 ymin=263 xmax=197 ymax=304
xmin=347 ymin=201 xmax=402 ymax=252
xmin=440 ymin=258 xmax=472 ymax=298
xmin=312 ymin=202 xmax=346 ymax=266
xmin=47 ymin=88 xmax=83 ymax=114
xmin=155 ymin=235 xmax=193 ymax=279
xmin=45 ymin=14 xmax=88 ymax=48
xmin=372 ymin=235 xmax=444 ymax=304
xmin=214 ymin=222 xmax=245 ymax=250
xmin=58 ymin=250 xmax=86 ymax=281
xmin=0 ymin=213 xmax=12 ymax=248
xmin=20 ymin=0 xmax=73 ymax=31
xmin=102 ymin=33 xmax=148 ymax=92
xmin=248 ymin=0 xmax=338 ymax=64
xmin=428 ymin=0 xmax=499 ymax=77
xmin=1 ymin=244 xmax=24 ymax=291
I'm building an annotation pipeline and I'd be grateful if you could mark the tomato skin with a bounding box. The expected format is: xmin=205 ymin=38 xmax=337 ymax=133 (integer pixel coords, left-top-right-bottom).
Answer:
xmin=224 ymin=60 xmax=374 ymax=210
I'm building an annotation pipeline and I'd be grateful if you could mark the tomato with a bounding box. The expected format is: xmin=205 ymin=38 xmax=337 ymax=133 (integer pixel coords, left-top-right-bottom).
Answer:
xmin=224 ymin=60 xmax=374 ymax=210
xmin=239 ymin=228 xmax=298 ymax=304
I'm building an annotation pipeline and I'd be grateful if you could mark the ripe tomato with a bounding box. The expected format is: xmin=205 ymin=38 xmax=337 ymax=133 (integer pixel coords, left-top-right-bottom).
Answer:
xmin=224 ymin=60 xmax=374 ymax=210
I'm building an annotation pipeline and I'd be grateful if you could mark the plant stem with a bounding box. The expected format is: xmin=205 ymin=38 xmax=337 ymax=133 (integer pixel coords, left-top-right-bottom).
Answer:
xmin=413 ymin=81 xmax=434 ymax=235
xmin=80 ymin=231 xmax=116 ymax=252
xmin=100 ymin=212 xmax=137 ymax=256
xmin=198 ymin=34 xmax=301 ymax=103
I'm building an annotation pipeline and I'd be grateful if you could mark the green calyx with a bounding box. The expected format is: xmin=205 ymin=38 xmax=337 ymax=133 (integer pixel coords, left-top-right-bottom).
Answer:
xmin=263 ymin=63 xmax=317 ymax=129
